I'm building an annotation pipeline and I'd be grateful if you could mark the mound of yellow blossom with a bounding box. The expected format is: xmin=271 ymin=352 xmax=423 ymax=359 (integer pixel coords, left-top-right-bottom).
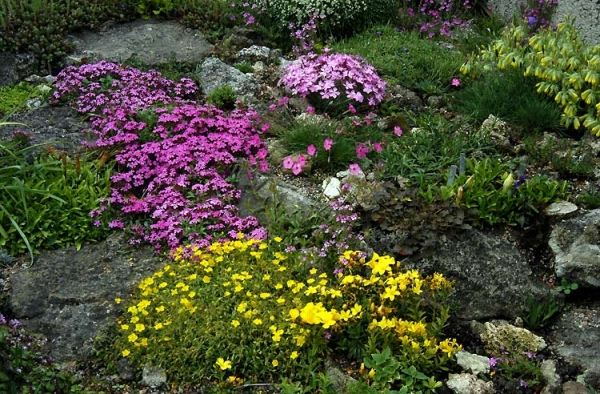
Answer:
xmin=111 ymin=235 xmax=460 ymax=386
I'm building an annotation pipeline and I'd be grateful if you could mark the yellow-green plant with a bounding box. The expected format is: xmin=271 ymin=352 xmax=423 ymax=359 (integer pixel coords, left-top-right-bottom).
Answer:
xmin=461 ymin=20 xmax=600 ymax=136
xmin=111 ymin=236 xmax=459 ymax=388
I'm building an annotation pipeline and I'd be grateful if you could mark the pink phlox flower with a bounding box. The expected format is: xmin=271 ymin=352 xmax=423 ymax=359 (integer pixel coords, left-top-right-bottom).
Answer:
xmin=307 ymin=144 xmax=317 ymax=156
xmin=323 ymin=138 xmax=334 ymax=151
xmin=393 ymin=126 xmax=404 ymax=137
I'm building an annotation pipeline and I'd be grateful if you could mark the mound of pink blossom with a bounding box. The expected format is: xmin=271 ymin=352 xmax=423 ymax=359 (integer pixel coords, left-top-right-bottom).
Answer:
xmin=53 ymin=61 xmax=268 ymax=250
xmin=280 ymin=52 xmax=386 ymax=108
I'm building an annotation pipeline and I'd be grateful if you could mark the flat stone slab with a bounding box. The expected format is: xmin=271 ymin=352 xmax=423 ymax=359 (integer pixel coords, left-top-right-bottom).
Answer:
xmin=70 ymin=20 xmax=212 ymax=65
xmin=3 ymin=106 xmax=89 ymax=152
xmin=8 ymin=234 xmax=163 ymax=362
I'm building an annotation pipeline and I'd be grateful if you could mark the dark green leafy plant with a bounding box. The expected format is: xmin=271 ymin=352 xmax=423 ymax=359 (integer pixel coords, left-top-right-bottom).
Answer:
xmin=558 ymin=278 xmax=579 ymax=294
xmin=454 ymin=70 xmax=562 ymax=131
xmin=234 ymin=61 xmax=254 ymax=74
xmin=576 ymin=187 xmax=600 ymax=209
xmin=206 ymin=85 xmax=237 ymax=110
xmin=522 ymin=134 xmax=597 ymax=178
xmin=0 ymin=137 xmax=112 ymax=260
xmin=523 ymin=297 xmax=561 ymax=330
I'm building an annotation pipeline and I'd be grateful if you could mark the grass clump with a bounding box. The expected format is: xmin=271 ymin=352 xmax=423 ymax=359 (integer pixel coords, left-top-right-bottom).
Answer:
xmin=332 ymin=25 xmax=464 ymax=94
xmin=0 ymin=136 xmax=112 ymax=259
xmin=109 ymin=236 xmax=459 ymax=390
xmin=0 ymin=83 xmax=48 ymax=117
xmin=453 ymin=70 xmax=562 ymax=131
xmin=206 ymin=85 xmax=237 ymax=110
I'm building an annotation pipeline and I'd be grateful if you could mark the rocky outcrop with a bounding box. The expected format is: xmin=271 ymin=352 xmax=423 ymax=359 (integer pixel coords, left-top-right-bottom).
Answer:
xmin=197 ymin=57 xmax=258 ymax=101
xmin=8 ymin=234 xmax=163 ymax=361
xmin=549 ymin=209 xmax=600 ymax=288
xmin=70 ymin=20 xmax=212 ymax=65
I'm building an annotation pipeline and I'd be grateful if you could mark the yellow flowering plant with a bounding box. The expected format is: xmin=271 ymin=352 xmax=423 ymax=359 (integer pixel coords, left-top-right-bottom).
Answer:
xmin=109 ymin=234 xmax=459 ymax=388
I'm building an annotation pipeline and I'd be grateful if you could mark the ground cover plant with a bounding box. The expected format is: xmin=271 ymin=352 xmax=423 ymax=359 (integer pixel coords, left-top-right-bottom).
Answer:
xmin=109 ymin=235 xmax=460 ymax=390
xmin=0 ymin=83 xmax=49 ymax=118
xmin=0 ymin=134 xmax=112 ymax=260
xmin=53 ymin=61 xmax=269 ymax=250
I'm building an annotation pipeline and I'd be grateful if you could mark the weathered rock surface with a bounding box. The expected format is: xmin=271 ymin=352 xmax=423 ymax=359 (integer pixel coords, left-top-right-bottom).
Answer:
xmin=8 ymin=234 xmax=163 ymax=361
xmin=549 ymin=209 xmax=600 ymax=288
xmin=456 ymin=351 xmax=491 ymax=375
xmin=0 ymin=52 xmax=36 ymax=87
xmin=415 ymin=229 xmax=551 ymax=320
xmin=545 ymin=201 xmax=579 ymax=217
xmin=447 ymin=373 xmax=495 ymax=394
xmin=480 ymin=114 xmax=512 ymax=150
xmin=388 ymin=85 xmax=424 ymax=112
xmin=70 ymin=20 xmax=212 ymax=65
xmin=197 ymin=57 xmax=257 ymax=100
xmin=3 ymin=106 xmax=89 ymax=152
xmin=478 ymin=320 xmax=546 ymax=355
xmin=547 ymin=305 xmax=600 ymax=389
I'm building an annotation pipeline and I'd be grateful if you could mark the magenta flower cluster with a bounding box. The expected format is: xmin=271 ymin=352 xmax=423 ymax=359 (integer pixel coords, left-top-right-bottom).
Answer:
xmin=53 ymin=62 xmax=268 ymax=250
xmin=280 ymin=51 xmax=386 ymax=108
xmin=404 ymin=0 xmax=472 ymax=38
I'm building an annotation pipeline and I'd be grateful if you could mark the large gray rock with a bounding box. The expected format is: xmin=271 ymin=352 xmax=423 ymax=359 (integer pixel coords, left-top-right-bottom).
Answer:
xmin=197 ymin=57 xmax=257 ymax=100
xmin=547 ymin=305 xmax=600 ymax=389
xmin=415 ymin=229 xmax=551 ymax=320
xmin=456 ymin=351 xmax=491 ymax=375
xmin=486 ymin=0 xmax=600 ymax=45
xmin=70 ymin=20 xmax=212 ymax=65
xmin=549 ymin=209 xmax=600 ymax=288
xmin=2 ymin=106 xmax=89 ymax=152
xmin=8 ymin=234 xmax=163 ymax=361
xmin=478 ymin=320 xmax=546 ymax=355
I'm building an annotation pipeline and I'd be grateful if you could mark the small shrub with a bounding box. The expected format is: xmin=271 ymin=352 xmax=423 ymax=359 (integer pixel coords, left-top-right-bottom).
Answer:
xmin=576 ymin=187 xmax=600 ymax=209
xmin=206 ymin=85 xmax=237 ymax=110
xmin=0 ymin=137 xmax=113 ymax=258
xmin=435 ymin=157 xmax=569 ymax=226
xmin=110 ymin=236 xmax=459 ymax=387
xmin=333 ymin=26 xmax=464 ymax=94
xmin=523 ymin=297 xmax=561 ymax=330
xmin=522 ymin=134 xmax=597 ymax=178
xmin=234 ymin=61 xmax=254 ymax=74
xmin=454 ymin=70 xmax=562 ymax=131
xmin=461 ymin=20 xmax=600 ymax=136
xmin=280 ymin=52 xmax=386 ymax=115
xmin=0 ymin=83 xmax=48 ymax=117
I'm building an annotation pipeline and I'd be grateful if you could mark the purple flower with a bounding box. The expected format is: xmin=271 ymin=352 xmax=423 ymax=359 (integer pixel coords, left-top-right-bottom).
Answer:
xmin=307 ymin=144 xmax=317 ymax=156
xmin=488 ymin=357 xmax=498 ymax=368
xmin=527 ymin=15 xmax=538 ymax=27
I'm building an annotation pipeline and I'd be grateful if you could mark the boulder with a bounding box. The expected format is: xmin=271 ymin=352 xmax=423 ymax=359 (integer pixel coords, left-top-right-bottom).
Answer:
xmin=547 ymin=305 xmax=600 ymax=390
xmin=237 ymin=45 xmax=280 ymax=64
xmin=142 ymin=364 xmax=167 ymax=387
xmin=456 ymin=351 xmax=491 ymax=375
xmin=0 ymin=53 xmax=36 ymax=87
xmin=549 ymin=209 xmax=600 ymax=288
xmin=545 ymin=201 xmax=578 ymax=217
xmin=70 ymin=20 xmax=212 ymax=65
xmin=416 ymin=229 xmax=551 ymax=320
xmin=388 ymin=85 xmax=424 ymax=112
xmin=322 ymin=177 xmax=342 ymax=199
xmin=480 ymin=114 xmax=512 ymax=150
xmin=447 ymin=373 xmax=495 ymax=394
xmin=8 ymin=233 xmax=163 ymax=361
xmin=197 ymin=57 xmax=257 ymax=101
xmin=478 ymin=320 xmax=546 ymax=355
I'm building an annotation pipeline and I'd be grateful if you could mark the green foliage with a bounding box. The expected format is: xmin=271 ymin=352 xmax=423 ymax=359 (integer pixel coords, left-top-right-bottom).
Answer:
xmin=206 ymin=85 xmax=237 ymax=110
xmin=234 ymin=61 xmax=254 ymax=74
xmin=0 ymin=137 xmax=112 ymax=259
xmin=0 ymin=83 xmax=49 ymax=118
xmin=558 ymin=278 xmax=579 ymax=294
xmin=492 ymin=352 xmax=545 ymax=391
xmin=382 ymin=112 xmax=496 ymax=185
xmin=0 ymin=0 xmax=137 ymax=71
xmin=0 ymin=324 xmax=81 ymax=393
xmin=454 ymin=70 xmax=562 ymax=131
xmin=522 ymin=134 xmax=597 ymax=178
xmin=576 ymin=187 xmax=600 ymax=209
xmin=136 ymin=0 xmax=176 ymax=17
xmin=523 ymin=297 xmax=561 ymax=330
xmin=333 ymin=25 xmax=464 ymax=94
xmin=461 ymin=20 xmax=600 ymax=136
xmin=430 ymin=158 xmax=569 ymax=226
xmin=274 ymin=117 xmax=385 ymax=173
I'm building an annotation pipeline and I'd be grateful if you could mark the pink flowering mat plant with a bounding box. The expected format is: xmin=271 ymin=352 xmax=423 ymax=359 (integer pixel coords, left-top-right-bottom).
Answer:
xmin=53 ymin=62 xmax=269 ymax=250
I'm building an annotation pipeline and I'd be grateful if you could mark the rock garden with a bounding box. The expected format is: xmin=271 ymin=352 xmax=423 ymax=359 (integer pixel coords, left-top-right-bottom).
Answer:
xmin=0 ymin=0 xmax=599 ymax=393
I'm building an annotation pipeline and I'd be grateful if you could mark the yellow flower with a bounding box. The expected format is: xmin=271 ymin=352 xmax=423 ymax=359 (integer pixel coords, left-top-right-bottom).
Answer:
xmin=271 ymin=359 xmax=279 ymax=367
xmin=159 ymin=282 xmax=168 ymax=289
xmin=274 ymin=236 xmax=282 ymax=242
xmin=368 ymin=369 xmax=376 ymax=378
xmin=290 ymin=351 xmax=299 ymax=360
xmin=309 ymin=268 xmax=318 ymax=275
xmin=127 ymin=333 xmax=138 ymax=343
xmin=135 ymin=324 xmax=145 ymax=332
xmin=231 ymin=320 xmax=240 ymax=328
xmin=122 ymin=349 xmax=130 ymax=357
xmin=120 ymin=324 xmax=130 ymax=331
xmin=155 ymin=305 xmax=165 ymax=312
xmin=289 ymin=308 xmax=300 ymax=321
xmin=259 ymin=292 xmax=271 ymax=299
xmin=114 ymin=297 xmax=122 ymax=304
xmin=154 ymin=323 xmax=164 ymax=330
xmin=216 ymin=358 xmax=232 ymax=370
xmin=203 ymin=275 xmax=211 ymax=284
xmin=252 ymin=318 xmax=263 ymax=325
